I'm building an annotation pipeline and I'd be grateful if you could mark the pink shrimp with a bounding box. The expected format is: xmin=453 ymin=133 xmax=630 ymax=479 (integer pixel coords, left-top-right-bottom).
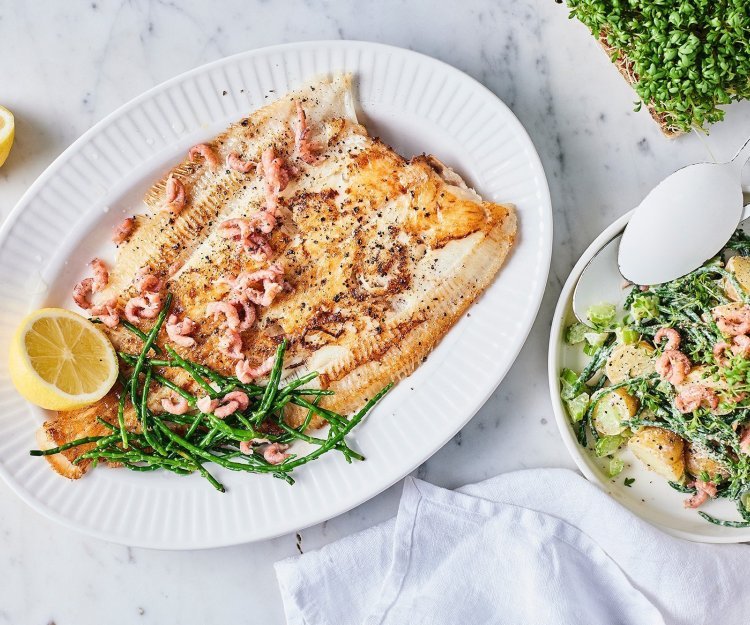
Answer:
xmin=73 ymin=277 xmax=95 ymax=310
xmin=294 ymin=101 xmax=321 ymax=164
xmin=112 ymin=217 xmax=135 ymax=244
xmin=246 ymin=234 xmax=273 ymax=260
xmin=196 ymin=396 xmax=219 ymax=414
xmin=89 ymin=258 xmax=109 ymax=292
xmin=218 ymin=328 xmax=244 ymax=360
xmin=206 ymin=301 xmax=242 ymax=330
xmin=161 ymin=394 xmax=190 ymax=415
xmin=218 ymin=218 xmax=253 ymax=247
xmin=136 ymin=271 xmax=162 ymax=294
xmin=684 ymin=480 xmax=717 ymax=509
xmin=90 ymin=299 xmax=120 ymax=328
xmin=655 ymin=349 xmax=691 ymax=386
xmin=261 ymin=147 xmax=291 ymax=194
xmin=263 ymin=442 xmax=290 ymax=465
xmin=674 ymin=384 xmax=720 ymax=414
xmin=732 ymin=334 xmax=750 ymax=358
xmin=188 ymin=143 xmax=220 ymax=169
xmin=714 ymin=342 xmax=732 ymax=367
xmin=213 ymin=390 xmax=250 ymax=419
xmin=124 ymin=292 xmax=162 ymax=323
xmin=654 ymin=327 xmax=681 ymax=351
xmin=232 ymin=296 xmax=256 ymax=331
xmin=235 ymin=356 xmax=274 ymax=383
xmin=226 ymin=152 xmax=256 ymax=174
xmin=238 ymin=438 xmax=272 ymax=455
xmin=165 ymin=175 xmax=186 ymax=214
xmin=712 ymin=305 xmax=750 ymax=337
xmin=166 ymin=314 xmax=197 ymax=347
xmin=224 ymin=265 xmax=284 ymax=302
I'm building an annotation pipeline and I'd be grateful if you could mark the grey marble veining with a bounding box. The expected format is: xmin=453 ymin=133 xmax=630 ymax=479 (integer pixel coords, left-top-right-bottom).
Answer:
xmin=1 ymin=1 xmax=749 ymax=623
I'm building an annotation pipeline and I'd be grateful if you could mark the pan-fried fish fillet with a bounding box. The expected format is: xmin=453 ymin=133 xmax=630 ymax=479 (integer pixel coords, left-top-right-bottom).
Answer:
xmin=41 ymin=73 xmax=517 ymax=478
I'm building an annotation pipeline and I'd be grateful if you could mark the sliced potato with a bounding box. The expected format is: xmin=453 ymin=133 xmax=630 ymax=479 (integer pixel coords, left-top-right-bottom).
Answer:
xmin=592 ymin=387 xmax=638 ymax=436
xmin=723 ymin=256 xmax=750 ymax=301
xmin=685 ymin=444 xmax=729 ymax=481
xmin=627 ymin=426 xmax=685 ymax=481
xmin=605 ymin=341 xmax=655 ymax=384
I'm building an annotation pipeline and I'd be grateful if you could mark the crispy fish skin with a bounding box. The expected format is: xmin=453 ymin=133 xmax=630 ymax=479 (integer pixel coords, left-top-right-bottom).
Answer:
xmin=41 ymin=74 xmax=516 ymax=477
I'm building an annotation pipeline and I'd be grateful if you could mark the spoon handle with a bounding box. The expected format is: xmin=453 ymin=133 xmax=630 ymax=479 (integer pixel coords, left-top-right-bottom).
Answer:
xmin=732 ymin=136 xmax=750 ymax=169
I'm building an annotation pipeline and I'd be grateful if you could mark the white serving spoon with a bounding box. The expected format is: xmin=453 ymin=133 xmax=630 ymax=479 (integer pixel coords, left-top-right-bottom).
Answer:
xmin=572 ymin=138 xmax=750 ymax=327
xmin=619 ymin=137 xmax=750 ymax=286
xmin=573 ymin=206 xmax=750 ymax=327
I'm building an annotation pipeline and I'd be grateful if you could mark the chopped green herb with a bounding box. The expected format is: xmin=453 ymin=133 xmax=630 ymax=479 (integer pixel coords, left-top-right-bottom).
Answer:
xmin=624 ymin=477 xmax=636 ymax=487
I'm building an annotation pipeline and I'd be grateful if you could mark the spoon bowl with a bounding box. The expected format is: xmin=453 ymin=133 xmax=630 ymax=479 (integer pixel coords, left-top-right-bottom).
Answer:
xmin=573 ymin=205 xmax=750 ymax=326
xmin=618 ymin=138 xmax=750 ymax=286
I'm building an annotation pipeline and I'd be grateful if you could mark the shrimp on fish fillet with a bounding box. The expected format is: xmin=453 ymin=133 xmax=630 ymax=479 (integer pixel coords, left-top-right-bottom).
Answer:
xmin=165 ymin=175 xmax=186 ymax=214
xmin=124 ymin=292 xmax=162 ymax=323
xmin=166 ymin=314 xmax=197 ymax=347
xmin=294 ymin=101 xmax=321 ymax=164
xmin=188 ymin=143 xmax=220 ymax=170
xmin=112 ymin=217 xmax=135 ymax=244
xmin=235 ymin=356 xmax=274 ymax=383
xmin=218 ymin=329 xmax=244 ymax=360
xmin=206 ymin=301 xmax=242 ymax=330
xmin=227 ymin=152 xmax=256 ymax=174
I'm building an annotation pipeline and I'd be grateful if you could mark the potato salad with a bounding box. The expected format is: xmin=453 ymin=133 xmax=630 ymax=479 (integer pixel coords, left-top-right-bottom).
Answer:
xmin=561 ymin=230 xmax=750 ymax=527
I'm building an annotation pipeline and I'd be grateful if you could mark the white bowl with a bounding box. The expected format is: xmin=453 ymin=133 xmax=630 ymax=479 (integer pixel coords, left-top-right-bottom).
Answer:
xmin=548 ymin=211 xmax=750 ymax=543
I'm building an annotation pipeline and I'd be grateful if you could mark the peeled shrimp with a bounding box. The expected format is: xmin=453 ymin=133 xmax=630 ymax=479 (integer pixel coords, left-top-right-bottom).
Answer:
xmin=124 ymin=292 xmax=162 ymax=323
xmin=263 ymin=442 xmax=290 ymax=465
xmin=235 ymin=356 xmax=274 ymax=383
xmin=165 ymin=175 xmax=186 ymax=214
xmin=227 ymin=152 xmax=256 ymax=173
xmin=712 ymin=305 xmax=750 ymax=337
xmin=654 ymin=327 xmax=681 ymax=351
xmin=112 ymin=217 xmax=135 ymax=244
xmin=213 ymin=390 xmax=250 ymax=419
xmin=166 ymin=314 xmax=197 ymax=347
xmin=161 ymin=394 xmax=190 ymax=415
xmin=674 ymin=384 xmax=719 ymax=414
xmin=655 ymin=349 xmax=691 ymax=386
xmin=218 ymin=328 xmax=244 ymax=360
xmin=294 ymin=101 xmax=320 ymax=164
xmin=188 ymin=143 xmax=220 ymax=169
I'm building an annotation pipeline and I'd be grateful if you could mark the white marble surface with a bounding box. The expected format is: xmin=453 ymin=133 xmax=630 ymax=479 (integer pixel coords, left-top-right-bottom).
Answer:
xmin=1 ymin=1 xmax=749 ymax=623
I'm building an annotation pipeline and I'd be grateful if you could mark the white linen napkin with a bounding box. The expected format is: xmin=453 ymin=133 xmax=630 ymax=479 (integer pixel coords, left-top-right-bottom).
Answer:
xmin=275 ymin=468 xmax=750 ymax=625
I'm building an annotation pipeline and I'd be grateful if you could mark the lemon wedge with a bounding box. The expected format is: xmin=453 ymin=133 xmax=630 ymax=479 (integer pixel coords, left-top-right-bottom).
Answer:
xmin=9 ymin=309 xmax=118 ymax=410
xmin=0 ymin=106 xmax=14 ymax=168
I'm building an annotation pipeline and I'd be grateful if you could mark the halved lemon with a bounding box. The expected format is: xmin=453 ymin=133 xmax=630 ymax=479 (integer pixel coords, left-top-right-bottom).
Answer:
xmin=0 ymin=105 xmax=14 ymax=168
xmin=9 ymin=309 xmax=118 ymax=410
